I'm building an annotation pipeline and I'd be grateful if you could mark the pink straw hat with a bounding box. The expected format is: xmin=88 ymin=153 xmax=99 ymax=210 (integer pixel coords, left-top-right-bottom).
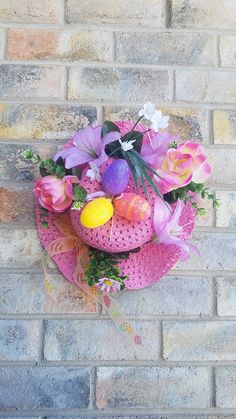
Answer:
xmin=36 ymin=121 xmax=196 ymax=290
xmin=36 ymin=201 xmax=195 ymax=290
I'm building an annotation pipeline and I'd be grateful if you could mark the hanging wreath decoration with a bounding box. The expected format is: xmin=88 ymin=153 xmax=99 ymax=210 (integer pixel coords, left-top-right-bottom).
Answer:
xmin=23 ymin=103 xmax=219 ymax=345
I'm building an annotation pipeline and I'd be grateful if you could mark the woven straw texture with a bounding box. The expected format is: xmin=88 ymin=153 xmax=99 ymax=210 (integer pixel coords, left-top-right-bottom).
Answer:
xmin=36 ymin=200 xmax=195 ymax=290
xmin=36 ymin=121 xmax=196 ymax=290
xmin=70 ymin=121 xmax=157 ymax=252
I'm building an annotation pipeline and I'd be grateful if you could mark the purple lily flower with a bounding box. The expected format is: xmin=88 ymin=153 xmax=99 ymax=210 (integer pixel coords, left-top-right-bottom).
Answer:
xmin=54 ymin=125 xmax=121 ymax=169
xmin=153 ymin=197 xmax=199 ymax=260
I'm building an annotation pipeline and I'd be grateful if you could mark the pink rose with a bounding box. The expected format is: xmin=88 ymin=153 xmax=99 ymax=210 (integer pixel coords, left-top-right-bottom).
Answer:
xmin=155 ymin=141 xmax=212 ymax=194
xmin=34 ymin=175 xmax=79 ymax=212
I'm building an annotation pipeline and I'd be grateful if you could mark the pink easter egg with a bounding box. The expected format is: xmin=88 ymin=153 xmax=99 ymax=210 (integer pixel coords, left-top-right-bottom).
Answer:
xmin=114 ymin=193 xmax=151 ymax=221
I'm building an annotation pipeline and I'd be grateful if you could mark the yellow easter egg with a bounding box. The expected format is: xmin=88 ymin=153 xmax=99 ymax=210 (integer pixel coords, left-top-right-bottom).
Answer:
xmin=80 ymin=197 xmax=114 ymax=228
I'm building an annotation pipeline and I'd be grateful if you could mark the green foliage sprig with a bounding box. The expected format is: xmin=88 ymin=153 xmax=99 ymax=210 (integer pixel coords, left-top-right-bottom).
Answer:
xmin=22 ymin=150 xmax=74 ymax=178
xmin=84 ymin=248 xmax=128 ymax=290
xmin=164 ymin=181 xmax=220 ymax=216
xmin=71 ymin=185 xmax=87 ymax=210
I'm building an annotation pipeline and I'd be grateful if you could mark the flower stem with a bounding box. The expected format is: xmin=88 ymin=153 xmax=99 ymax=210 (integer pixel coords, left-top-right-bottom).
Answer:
xmin=131 ymin=115 xmax=144 ymax=132
xmin=124 ymin=115 xmax=144 ymax=142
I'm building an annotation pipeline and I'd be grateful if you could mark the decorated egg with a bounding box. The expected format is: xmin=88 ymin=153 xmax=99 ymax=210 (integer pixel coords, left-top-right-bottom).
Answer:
xmin=114 ymin=193 xmax=151 ymax=221
xmin=102 ymin=159 xmax=130 ymax=196
xmin=80 ymin=197 xmax=114 ymax=228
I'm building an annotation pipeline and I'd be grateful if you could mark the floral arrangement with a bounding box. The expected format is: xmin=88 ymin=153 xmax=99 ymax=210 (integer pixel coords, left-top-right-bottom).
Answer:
xmin=23 ymin=102 xmax=218 ymax=294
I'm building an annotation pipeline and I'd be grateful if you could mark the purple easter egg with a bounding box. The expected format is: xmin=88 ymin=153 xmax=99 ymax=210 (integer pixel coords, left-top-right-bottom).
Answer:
xmin=102 ymin=159 xmax=130 ymax=196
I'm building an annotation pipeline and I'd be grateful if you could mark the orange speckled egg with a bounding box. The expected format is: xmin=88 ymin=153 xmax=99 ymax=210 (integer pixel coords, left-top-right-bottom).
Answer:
xmin=114 ymin=193 xmax=151 ymax=221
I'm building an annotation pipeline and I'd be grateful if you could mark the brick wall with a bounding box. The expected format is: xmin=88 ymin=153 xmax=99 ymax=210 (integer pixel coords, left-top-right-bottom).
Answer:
xmin=0 ymin=0 xmax=236 ymax=417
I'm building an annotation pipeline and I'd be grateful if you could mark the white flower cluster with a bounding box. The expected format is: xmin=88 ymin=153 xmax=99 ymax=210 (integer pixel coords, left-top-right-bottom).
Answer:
xmin=139 ymin=102 xmax=169 ymax=132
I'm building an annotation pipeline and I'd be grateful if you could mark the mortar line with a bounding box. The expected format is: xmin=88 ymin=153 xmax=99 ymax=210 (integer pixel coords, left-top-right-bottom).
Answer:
xmin=1 ymin=313 xmax=236 ymax=321
xmin=212 ymin=276 xmax=219 ymax=318
xmin=2 ymin=60 xmax=236 ymax=71
xmin=62 ymin=65 xmax=69 ymax=100
xmin=39 ymin=318 xmax=45 ymax=362
xmin=0 ymin=98 xmax=236 ymax=110
xmin=216 ymin=33 xmax=221 ymax=68
xmin=212 ymin=187 xmax=217 ymax=228
xmin=1 ymin=409 xmax=236 ymax=417
xmin=3 ymin=21 xmax=236 ymax=33
xmin=61 ymin=0 xmax=66 ymax=25
xmin=2 ymin=408 xmax=236 ymax=416
xmin=0 ymin=408 xmax=236 ymax=416
xmin=165 ymin=0 xmax=172 ymax=28
xmin=111 ymin=31 xmax=116 ymax=62
xmin=206 ymin=108 xmax=213 ymax=144
xmin=210 ymin=277 xmax=219 ymax=321
xmin=170 ymin=69 xmax=175 ymax=102
xmin=89 ymin=366 xmax=97 ymax=410
xmin=211 ymin=366 xmax=217 ymax=407
xmin=159 ymin=320 xmax=164 ymax=360
xmin=0 ymin=359 xmax=236 ymax=367
xmin=1 ymin=27 xmax=7 ymax=60
xmin=208 ymin=365 xmax=214 ymax=408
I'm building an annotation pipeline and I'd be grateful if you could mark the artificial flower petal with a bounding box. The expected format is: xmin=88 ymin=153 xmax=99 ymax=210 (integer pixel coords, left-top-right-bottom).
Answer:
xmin=153 ymin=197 xmax=198 ymax=260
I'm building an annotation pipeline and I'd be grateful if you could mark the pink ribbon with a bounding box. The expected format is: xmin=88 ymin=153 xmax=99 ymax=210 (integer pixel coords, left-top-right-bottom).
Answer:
xmin=42 ymin=213 xmax=142 ymax=347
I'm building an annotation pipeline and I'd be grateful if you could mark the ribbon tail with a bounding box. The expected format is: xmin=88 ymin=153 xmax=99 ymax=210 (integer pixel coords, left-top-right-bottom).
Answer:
xmin=73 ymin=271 xmax=143 ymax=347
xmin=42 ymin=250 xmax=57 ymax=302
xmin=42 ymin=217 xmax=144 ymax=349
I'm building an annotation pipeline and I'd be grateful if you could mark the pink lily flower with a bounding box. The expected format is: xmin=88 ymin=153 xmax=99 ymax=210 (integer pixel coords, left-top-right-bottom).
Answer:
xmin=153 ymin=197 xmax=199 ymax=260
xmin=54 ymin=125 xmax=121 ymax=169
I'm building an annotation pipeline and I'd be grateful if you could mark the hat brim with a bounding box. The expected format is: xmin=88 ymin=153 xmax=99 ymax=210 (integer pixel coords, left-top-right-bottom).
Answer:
xmin=36 ymin=200 xmax=196 ymax=290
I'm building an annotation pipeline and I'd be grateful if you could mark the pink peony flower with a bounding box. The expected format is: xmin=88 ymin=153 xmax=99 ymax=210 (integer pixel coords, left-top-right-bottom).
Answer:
xmin=34 ymin=175 xmax=79 ymax=212
xmin=153 ymin=197 xmax=199 ymax=260
xmin=96 ymin=277 xmax=121 ymax=293
xmin=54 ymin=125 xmax=121 ymax=169
xmin=177 ymin=141 xmax=212 ymax=184
xmin=154 ymin=141 xmax=211 ymax=194
xmin=140 ymin=131 xmax=178 ymax=168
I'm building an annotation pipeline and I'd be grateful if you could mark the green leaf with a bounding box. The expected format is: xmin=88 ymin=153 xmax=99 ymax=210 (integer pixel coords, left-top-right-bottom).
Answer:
xmin=50 ymin=166 xmax=57 ymax=174
xmin=55 ymin=165 xmax=65 ymax=178
xmin=142 ymin=168 xmax=163 ymax=200
xmin=126 ymin=151 xmax=149 ymax=198
xmin=39 ymin=165 xmax=48 ymax=177
xmin=102 ymin=120 xmax=120 ymax=137
xmin=21 ymin=149 xmax=33 ymax=159
xmin=131 ymin=149 xmax=161 ymax=178
xmin=139 ymin=171 xmax=149 ymax=200
xmin=128 ymin=151 xmax=163 ymax=198
xmin=189 ymin=182 xmax=197 ymax=192
xmin=73 ymin=185 xmax=87 ymax=203
xmin=195 ymin=183 xmax=204 ymax=191
xmin=122 ymin=150 xmax=139 ymax=192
